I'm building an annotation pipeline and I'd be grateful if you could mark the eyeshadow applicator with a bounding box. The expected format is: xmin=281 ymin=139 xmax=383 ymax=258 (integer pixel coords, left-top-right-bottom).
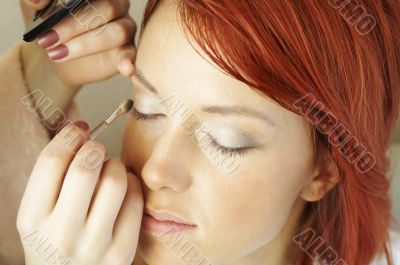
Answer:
xmin=88 ymin=99 xmax=134 ymax=140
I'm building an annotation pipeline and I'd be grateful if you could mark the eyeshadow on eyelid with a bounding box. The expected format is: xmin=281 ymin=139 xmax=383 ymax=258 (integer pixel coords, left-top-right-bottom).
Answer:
xmin=217 ymin=135 xmax=256 ymax=147
xmin=207 ymin=126 xmax=265 ymax=148
xmin=133 ymin=94 xmax=166 ymax=114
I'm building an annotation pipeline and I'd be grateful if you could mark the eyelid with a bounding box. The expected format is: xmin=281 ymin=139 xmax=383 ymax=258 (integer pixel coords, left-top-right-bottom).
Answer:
xmin=202 ymin=120 xmax=265 ymax=147
xmin=208 ymin=132 xmax=259 ymax=149
xmin=133 ymin=93 xmax=166 ymax=115
xmin=204 ymin=133 xmax=252 ymax=156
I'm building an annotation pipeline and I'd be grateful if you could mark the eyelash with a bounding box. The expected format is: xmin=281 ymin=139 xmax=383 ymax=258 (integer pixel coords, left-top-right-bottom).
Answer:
xmin=205 ymin=133 xmax=251 ymax=156
xmin=131 ymin=107 xmax=251 ymax=156
xmin=130 ymin=107 xmax=165 ymax=121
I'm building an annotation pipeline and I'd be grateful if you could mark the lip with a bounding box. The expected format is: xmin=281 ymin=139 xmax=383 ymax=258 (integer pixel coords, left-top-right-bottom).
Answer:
xmin=142 ymin=207 xmax=197 ymax=236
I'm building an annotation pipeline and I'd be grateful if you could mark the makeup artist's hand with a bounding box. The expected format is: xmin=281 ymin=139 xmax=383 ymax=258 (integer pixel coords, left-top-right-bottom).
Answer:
xmin=19 ymin=0 xmax=136 ymax=129
xmin=16 ymin=123 xmax=143 ymax=265
xmin=21 ymin=0 xmax=136 ymax=90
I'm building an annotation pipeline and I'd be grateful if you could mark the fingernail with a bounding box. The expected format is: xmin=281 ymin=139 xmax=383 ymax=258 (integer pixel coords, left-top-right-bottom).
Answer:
xmin=38 ymin=30 xmax=59 ymax=49
xmin=48 ymin=44 xmax=69 ymax=61
xmin=74 ymin=120 xmax=89 ymax=131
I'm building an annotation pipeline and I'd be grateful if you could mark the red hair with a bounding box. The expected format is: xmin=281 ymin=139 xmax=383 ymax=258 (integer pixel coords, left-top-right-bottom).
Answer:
xmin=141 ymin=1 xmax=400 ymax=264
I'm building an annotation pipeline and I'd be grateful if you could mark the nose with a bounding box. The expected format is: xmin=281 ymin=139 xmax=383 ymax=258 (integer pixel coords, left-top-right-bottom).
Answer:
xmin=141 ymin=122 xmax=193 ymax=192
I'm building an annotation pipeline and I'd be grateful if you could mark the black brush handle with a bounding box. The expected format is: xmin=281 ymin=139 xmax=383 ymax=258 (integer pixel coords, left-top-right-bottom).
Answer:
xmin=23 ymin=0 xmax=89 ymax=42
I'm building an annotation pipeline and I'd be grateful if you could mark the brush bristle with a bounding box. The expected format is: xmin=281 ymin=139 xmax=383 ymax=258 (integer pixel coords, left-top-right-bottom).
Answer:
xmin=119 ymin=99 xmax=134 ymax=114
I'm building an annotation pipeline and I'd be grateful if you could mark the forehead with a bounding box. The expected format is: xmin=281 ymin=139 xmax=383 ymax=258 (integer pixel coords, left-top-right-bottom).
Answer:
xmin=135 ymin=0 xmax=306 ymax=131
xmin=136 ymin=1 xmax=232 ymax=100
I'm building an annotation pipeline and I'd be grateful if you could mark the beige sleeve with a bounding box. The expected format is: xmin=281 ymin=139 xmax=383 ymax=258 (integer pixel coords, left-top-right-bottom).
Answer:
xmin=0 ymin=42 xmax=79 ymax=264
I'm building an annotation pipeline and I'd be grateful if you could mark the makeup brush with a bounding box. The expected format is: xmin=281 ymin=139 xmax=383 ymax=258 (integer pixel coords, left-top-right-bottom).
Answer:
xmin=88 ymin=99 xmax=134 ymax=140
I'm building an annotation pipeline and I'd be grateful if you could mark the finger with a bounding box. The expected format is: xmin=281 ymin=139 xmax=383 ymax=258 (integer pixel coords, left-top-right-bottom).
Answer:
xmin=18 ymin=122 xmax=88 ymax=224
xmin=117 ymin=47 xmax=136 ymax=77
xmin=47 ymin=16 xmax=135 ymax=62
xmin=105 ymin=172 xmax=143 ymax=264
xmin=22 ymin=0 xmax=52 ymax=11
xmin=85 ymin=160 xmax=127 ymax=242
xmin=49 ymin=45 xmax=136 ymax=88
xmin=51 ymin=140 xmax=106 ymax=231
xmin=38 ymin=0 xmax=131 ymax=49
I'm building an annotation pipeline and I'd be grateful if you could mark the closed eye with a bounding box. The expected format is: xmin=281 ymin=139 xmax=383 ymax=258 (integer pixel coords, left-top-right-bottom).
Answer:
xmin=205 ymin=133 xmax=252 ymax=156
xmin=130 ymin=106 xmax=165 ymax=121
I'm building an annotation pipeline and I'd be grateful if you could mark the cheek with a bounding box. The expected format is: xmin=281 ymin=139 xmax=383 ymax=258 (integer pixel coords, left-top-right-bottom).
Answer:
xmin=197 ymin=145 xmax=313 ymax=261
xmin=204 ymin=170 xmax=299 ymax=242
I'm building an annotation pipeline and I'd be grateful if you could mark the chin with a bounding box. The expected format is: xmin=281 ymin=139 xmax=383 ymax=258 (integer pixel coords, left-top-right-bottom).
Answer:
xmin=137 ymin=229 xmax=182 ymax=265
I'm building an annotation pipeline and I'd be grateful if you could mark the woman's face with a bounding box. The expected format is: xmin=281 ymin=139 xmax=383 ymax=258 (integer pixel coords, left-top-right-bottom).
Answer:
xmin=121 ymin=1 xmax=317 ymax=264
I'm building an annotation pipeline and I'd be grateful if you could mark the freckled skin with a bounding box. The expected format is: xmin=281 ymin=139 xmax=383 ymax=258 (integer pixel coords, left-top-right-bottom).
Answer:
xmin=123 ymin=1 xmax=334 ymax=265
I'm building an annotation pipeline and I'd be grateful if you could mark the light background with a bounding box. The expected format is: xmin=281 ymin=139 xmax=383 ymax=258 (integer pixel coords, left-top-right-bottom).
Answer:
xmin=1 ymin=1 xmax=399 ymax=227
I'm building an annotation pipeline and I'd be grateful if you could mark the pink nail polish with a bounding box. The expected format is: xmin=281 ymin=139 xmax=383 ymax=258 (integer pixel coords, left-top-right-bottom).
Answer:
xmin=38 ymin=30 xmax=59 ymax=49
xmin=74 ymin=120 xmax=89 ymax=131
xmin=48 ymin=44 xmax=69 ymax=61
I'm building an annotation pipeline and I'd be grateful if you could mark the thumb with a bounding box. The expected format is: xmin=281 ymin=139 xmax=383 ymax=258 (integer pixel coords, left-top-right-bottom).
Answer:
xmin=116 ymin=45 xmax=137 ymax=77
xmin=22 ymin=0 xmax=52 ymax=11
xmin=20 ymin=0 xmax=52 ymax=26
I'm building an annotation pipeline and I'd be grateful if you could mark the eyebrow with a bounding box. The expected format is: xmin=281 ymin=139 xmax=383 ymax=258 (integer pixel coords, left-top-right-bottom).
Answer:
xmin=201 ymin=106 xmax=278 ymax=127
xmin=134 ymin=69 xmax=158 ymax=94
xmin=133 ymin=69 xmax=278 ymax=127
